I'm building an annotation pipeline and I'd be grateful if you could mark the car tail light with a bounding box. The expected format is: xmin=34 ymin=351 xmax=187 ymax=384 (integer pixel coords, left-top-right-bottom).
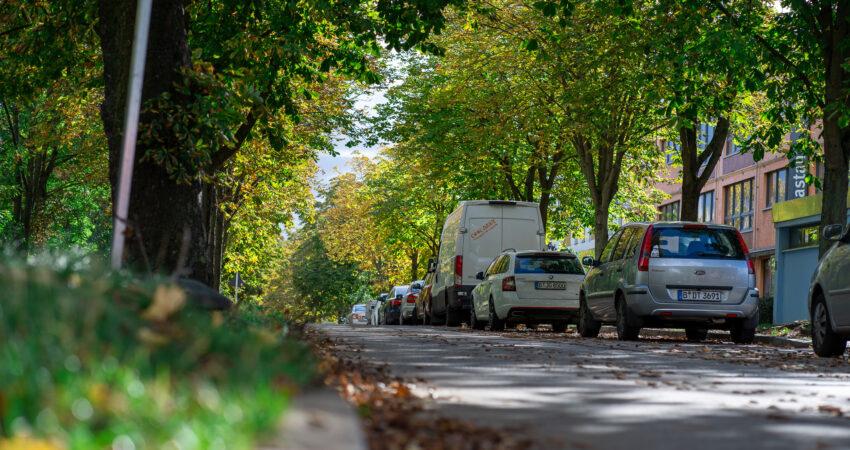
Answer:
xmin=637 ymin=225 xmax=655 ymax=272
xmin=406 ymin=294 xmax=416 ymax=303
xmin=683 ymin=224 xmax=707 ymax=228
xmin=454 ymin=255 xmax=463 ymax=288
xmin=734 ymin=229 xmax=755 ymax=275
xmin=391 ymin=299 xmax=401 ymax=306
xmin=502 ymin=276 xmax=516 ymax=291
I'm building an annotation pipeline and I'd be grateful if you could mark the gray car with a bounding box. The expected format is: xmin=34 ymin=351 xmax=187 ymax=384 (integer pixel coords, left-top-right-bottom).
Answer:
xmin=579 ymin=222 xmax=759 ymax=343
xmin=808 ymin=222 xmax=850 ymax=357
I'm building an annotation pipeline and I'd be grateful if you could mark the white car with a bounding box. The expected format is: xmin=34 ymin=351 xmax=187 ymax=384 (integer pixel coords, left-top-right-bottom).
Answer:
xmin=400 ymin=280 xmax=424 ymax=325
xmin=430 ymin=200 xmax=546 ymax=326
xmin=470 ymin=251 xmax=585 ymax=332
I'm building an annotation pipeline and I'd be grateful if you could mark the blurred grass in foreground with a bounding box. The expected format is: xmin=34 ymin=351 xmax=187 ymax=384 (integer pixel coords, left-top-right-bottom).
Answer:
xmin=0 ymin=250 xmax=317 ymax=449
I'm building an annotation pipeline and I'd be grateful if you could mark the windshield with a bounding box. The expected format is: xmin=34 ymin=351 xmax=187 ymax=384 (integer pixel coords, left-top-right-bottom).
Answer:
xmin=514 ymin=255 xmax=584 ymax=274
xmin=650 ymin=227 xmax=745 ymax=259
xmin=353 ymin=305 xmax=366 ymax=313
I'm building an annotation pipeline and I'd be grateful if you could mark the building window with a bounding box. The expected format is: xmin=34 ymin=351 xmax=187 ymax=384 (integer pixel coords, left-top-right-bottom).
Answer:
xmin=665 ymin=140 xmax=678 ymax=165
xmin=727 ymin=133 xmax=740 ymax=156
xmin=789 ymin=225 xmax=819 ymax=249
xmin=724 ymin=179 xmax=753 ymax=231
xmin=697 ymin=191 xmax=714 ymax=223
xmin=658 ymin=201 xmax=680 ymax=221
xmin=698 ymin=123 xmax=715 ymax=150
xmin=766 ymin=168 xmax=788 ymax=206
xmin=763 ymin=256 xmax=775 ymax=298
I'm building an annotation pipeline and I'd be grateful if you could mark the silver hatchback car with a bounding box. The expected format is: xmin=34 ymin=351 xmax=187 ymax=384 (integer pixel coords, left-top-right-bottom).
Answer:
xmin=579 ymin=222 xmax=759 ymax=343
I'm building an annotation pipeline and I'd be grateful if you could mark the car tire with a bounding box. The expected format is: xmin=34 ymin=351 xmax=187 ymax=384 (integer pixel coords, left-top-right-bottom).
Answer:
xmin=730 ymin=309 xmax=757 ymax=344
xmin=552 ymin=321 xmax=568 ymax=333
xmin=470 ymin=307 xmax=486 ymax=330
xmin=578 ymin=297 xmax=602 ymax=338
xmin=685 ymin=327 xmax=708 ymax=342
xmin=616 ymin=296 xmax=641 ymax=341
xmin=811 ymin=294 xmax=847 ymax=357
xmin=489 ymin=299 xmax=505 ymax=331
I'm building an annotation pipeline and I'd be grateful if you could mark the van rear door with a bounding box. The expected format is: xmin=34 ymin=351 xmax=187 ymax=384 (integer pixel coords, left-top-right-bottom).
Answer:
xmin=501 ymin=204 xmax=543 ymax=251
xmin=465 ymin=205 xmax=503 ymax=285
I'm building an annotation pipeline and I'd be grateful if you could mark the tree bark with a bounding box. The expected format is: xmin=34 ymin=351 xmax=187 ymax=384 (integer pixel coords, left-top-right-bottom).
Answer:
xmin=679 ymin=117 xmax=729 ymax=222
xmin=98 ymin=0 xmax=212 ymax=282
xmin=817 ymin=1 xmax=850 ymax=256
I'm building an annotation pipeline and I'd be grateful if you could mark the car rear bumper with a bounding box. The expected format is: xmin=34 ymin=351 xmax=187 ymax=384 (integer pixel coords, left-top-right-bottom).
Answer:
xmin=495 ymin=294 xmax=579 ymax=318
xmin=505 ymin=306 xmax=579 ymax=323
xmin=627 ymin=286 xmax=759 ymax=323
xmin=448 ymin=285 xmax=474 ymax=312
xmin=401 ymin=304 xmax=416 ymax=318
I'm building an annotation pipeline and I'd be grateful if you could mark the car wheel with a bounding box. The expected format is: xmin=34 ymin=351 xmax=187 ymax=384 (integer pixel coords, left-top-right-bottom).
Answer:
xmin=615 ymin=296 xmax=640 ymax=341
xmin=578 ymin=297 xmax=602 ymax=338
xmin=730 ymin=309 xmax=757 ymax=344
xmin=811 ymin=294 xmax=847 ymax=357
xmin=552 ymin=321 xmax=568 ymax=333
xmin=488 ymin=299 xmax=505 ymax=331
xmin=685 ymin=327 xmax=708 ymax=342
xmin=470 ymin=306 xmax=486 ymax=330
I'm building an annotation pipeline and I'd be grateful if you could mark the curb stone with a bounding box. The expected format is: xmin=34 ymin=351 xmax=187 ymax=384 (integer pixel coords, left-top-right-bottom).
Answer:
xmin=600 ymin=326 xmax=812 ymax=349
xmin=260 ymin=386 xmax=367 ymax=450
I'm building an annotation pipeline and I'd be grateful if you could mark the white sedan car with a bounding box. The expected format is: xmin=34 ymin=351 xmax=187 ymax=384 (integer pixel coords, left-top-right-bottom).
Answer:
xmin=470 ymin=250 xmax=585 ymax=332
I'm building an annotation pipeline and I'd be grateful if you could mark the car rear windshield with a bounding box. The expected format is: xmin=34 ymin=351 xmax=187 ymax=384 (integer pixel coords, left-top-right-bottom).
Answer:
xmin=650 ymin=227 xmax=745 ymax=260
xmin=514 ymin=255 xmax=584 ymax=274
xmin=353 ymin=305 xmax=366 ymax=313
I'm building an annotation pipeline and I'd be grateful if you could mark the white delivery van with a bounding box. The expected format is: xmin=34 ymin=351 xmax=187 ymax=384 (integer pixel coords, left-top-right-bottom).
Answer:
xmin=430 ymin=200 xmax=545 ymax=326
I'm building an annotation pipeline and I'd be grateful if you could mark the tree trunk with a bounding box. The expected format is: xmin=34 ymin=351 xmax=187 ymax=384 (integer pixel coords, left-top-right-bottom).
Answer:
xmin=679 ymin=118 xmax=729 ymax=222
xmin=593 ymin=203 xmax=610 ymax=260
xmin=817 ymin=5 xmax=850 ymax=257
xmin=818 ymin=117 xmax=850 ymax=256
xmin=98 ymin=0 xmax=212 ymax=283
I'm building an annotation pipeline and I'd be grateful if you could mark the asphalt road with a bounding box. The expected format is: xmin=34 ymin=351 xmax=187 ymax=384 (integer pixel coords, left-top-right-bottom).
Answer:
xmin=317 ymin=323 xmax=850 ymax=450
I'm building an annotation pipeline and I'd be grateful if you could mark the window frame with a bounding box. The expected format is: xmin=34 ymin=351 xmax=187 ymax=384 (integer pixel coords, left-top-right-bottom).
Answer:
xmin=600 ymin=229 xmax=624 ymax=263
xmin=658 ymin=201 xmax=680 ymax=222
xmin=724 ymin=178 xmax=754 ymax=231
xmin=697 ymin=191 xmax=714 ymax=223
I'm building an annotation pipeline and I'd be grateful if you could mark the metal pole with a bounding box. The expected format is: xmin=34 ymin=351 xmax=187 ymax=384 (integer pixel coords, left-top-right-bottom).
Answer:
xmin=110 ymin=0 xmax=154 ymax=270
xmin=235 ymin=272 xmax=240 ymax=303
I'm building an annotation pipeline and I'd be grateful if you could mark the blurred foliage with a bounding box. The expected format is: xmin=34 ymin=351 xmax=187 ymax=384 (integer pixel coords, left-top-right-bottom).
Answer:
xmin=0 ymin=251 xmax=316 ymax=448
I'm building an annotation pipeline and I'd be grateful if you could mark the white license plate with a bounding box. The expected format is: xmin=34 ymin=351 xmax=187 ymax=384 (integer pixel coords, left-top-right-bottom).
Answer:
xmin=535 ymin=281 xmax=567 ymax=290
xmin=678 ymin=290 xmax=723 ymax=301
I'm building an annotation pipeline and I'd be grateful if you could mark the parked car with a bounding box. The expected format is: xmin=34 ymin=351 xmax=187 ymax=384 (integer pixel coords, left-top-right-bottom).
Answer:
xmin=808 ymin=223 xmax=850 ymax=357
xmin=400 ymin=281 xmax=424 ymax=325
xmin=415 ymin=270 xmax=436 ymax=324
xmin=470 ymin=250 xmax=585 ymax=331
xmin=347 ymin=304 xmax=368 ymax=325
xmin=379 ymin=285 xmax=410 ymax=324
xmin=370 ymin=293 xmax=388 ymax=325
xmin=431 ymin=200 xmax=546 ymax=326
xmin=579 ymin=222 xmax=759 ymax=343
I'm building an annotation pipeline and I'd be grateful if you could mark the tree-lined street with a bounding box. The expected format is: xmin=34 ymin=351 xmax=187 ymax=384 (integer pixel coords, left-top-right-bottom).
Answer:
xmin=321 ymin=323 xmax=850 ymax=449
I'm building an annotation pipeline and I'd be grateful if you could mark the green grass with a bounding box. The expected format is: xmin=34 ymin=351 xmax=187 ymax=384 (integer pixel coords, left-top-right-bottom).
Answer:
xmin=0 ymin=250 xmax=317 ymax=449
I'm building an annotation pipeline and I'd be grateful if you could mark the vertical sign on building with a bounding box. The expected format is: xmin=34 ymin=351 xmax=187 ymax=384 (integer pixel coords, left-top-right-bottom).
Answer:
xmin=786 ymin=155 xmax=808 ymax=200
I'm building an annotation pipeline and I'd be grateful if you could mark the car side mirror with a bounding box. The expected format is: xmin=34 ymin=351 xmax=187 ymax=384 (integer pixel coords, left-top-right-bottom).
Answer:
xmin=475 ymin=271 xmax=485 ymax=280
xmin=823 ymin=224 xmax=844 ymax=241
xmin=582 ymin=256 xmax=596 ymax=267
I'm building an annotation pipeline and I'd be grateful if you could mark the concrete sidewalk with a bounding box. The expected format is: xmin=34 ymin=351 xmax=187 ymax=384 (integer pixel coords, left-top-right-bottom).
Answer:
xmin=262 ymin=386 xmax=367 ymax=450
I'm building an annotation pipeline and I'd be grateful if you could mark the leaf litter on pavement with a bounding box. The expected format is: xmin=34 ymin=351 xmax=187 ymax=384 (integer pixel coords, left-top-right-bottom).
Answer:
xmin=305 ymin=328 xmax=535 ymax=450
